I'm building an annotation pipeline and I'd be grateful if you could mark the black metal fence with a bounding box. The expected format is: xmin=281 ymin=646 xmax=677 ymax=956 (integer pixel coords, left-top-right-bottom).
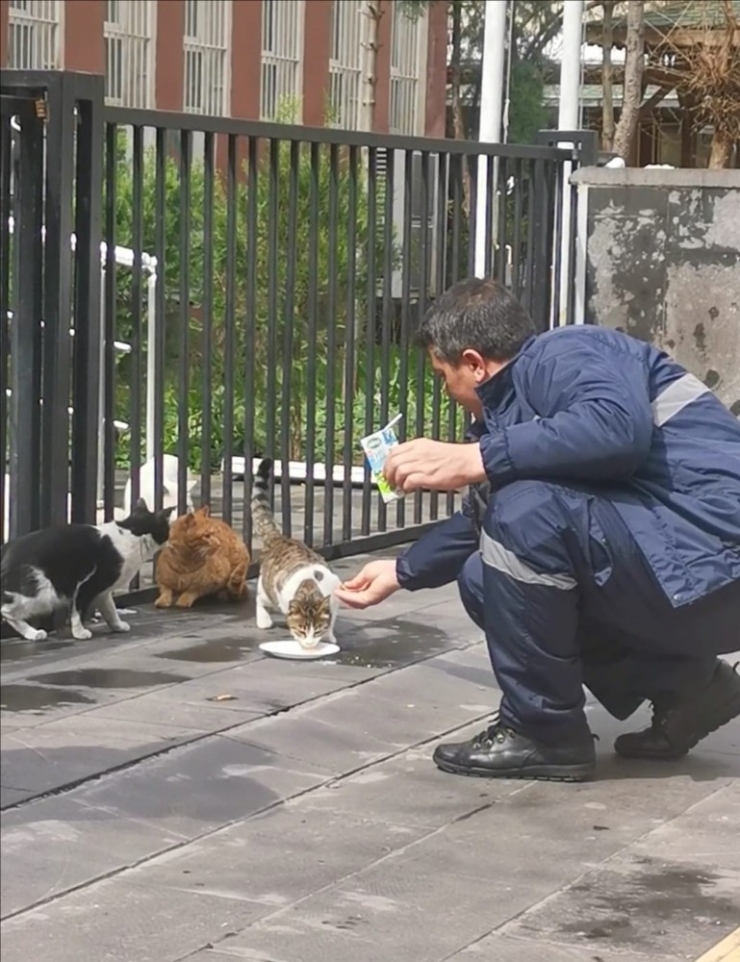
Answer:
xmin=0 ymin=69 xmax=596 ymax=585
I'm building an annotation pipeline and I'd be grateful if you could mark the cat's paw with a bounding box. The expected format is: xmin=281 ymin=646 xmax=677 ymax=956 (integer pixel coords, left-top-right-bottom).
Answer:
xmin=255 ymin=610 xmax=274 ymax=629
xmin=30 ymin=629 xmax=48 ymax=642
xmin=112 ymin=620 xmax=131 ymax=633
xmin=72 ymin=627 xmax=93 ymax=641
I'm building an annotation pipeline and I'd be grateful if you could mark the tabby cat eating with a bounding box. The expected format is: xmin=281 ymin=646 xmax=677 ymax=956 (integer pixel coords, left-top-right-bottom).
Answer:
xmin=252 ymin=458 xmax=340 ymax=648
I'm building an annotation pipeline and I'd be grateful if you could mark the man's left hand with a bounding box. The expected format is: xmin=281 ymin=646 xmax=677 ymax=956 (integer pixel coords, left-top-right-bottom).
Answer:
xmin=383 ymin=439 xmax=487 ymax=493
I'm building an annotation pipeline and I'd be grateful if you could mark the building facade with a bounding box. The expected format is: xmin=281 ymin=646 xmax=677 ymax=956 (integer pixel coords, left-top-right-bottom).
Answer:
xmin=0 ymin=0 xmax=449 ymax=136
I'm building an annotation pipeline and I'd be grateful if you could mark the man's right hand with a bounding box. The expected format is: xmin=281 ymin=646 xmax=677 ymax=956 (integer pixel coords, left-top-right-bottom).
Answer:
xmin=334 ymin=559 xmax=401 ymax=609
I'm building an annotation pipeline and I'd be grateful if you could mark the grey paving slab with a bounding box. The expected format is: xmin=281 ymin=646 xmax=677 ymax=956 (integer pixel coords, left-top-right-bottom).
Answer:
xmin=2 ymin=561 xmax=739 ymax=962
xmin=446 ymin=933 xmax=680 ymax=961
xmin=54 ymin=732 xmax=330 ymax=839
xmin=502 ymin=786 xmax=740 ymax=961
xmin=123 ymin=801 xmax=428 ymax=908
xmin=209 ymin=855 xmax=549 ymax=962
xmin=620 ymin=783 xmax=740 ymax=874
xmin=85 ymin=690 xmax=267 ymax=733
xmin=0 ymin=878 xmax=270 ymax=962
xmin=0 ymin=786 xmax=33 ymax=807
xmin=1 ymin=792 xmax=185 ymax=918
xmin=142 ymin=657 xmax=380 ymax=716
xmin=295 ymin=746 xmax=530 ymax=831
xmin=0 ymin=715 xmax=190 ymax=799
xmin=225 ymin=678 xmax=490 ymax=770
xmin=504 ymin=851 xmax=740 ymax=961
xmin=220 ymin=707 xmax=404 ymax=777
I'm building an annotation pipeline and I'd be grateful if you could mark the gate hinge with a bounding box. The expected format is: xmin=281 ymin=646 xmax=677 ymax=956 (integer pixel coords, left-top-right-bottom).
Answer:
xmin=34 ymin=97 xmax=48 ymax=120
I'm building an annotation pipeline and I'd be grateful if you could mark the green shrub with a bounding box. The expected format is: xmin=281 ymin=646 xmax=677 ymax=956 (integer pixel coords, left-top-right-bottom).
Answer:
xmin=109 ymin=126 xmax=466 ymax=471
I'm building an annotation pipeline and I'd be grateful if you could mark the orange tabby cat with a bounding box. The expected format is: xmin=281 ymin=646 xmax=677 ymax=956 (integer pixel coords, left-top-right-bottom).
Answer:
xmin=154 ymin=505 xmax=250 ymax=608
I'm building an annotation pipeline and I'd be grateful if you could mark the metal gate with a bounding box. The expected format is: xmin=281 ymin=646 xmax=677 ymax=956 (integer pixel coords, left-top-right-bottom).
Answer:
xmin=0 ymin=69 xmax=596 ymax=588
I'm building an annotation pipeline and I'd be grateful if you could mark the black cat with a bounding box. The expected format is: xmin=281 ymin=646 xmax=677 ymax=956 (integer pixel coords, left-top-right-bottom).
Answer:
xmin=1 ymin=500 xmax=173 ymax=641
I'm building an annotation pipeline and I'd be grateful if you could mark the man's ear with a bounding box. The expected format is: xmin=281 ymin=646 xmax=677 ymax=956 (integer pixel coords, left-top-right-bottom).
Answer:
xmin=460 ymin=348 xmax=496 ymax=383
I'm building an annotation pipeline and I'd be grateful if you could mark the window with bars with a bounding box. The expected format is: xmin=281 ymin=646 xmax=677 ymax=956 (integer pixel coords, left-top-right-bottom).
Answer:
xmin=389 ymin=3 xmax=428 ymax=136
xmin=7 ymin=0 xmax=62 ymax=70
xmin=104 ymin=0 xmax=155 ymax=108
xmin=183 ymin=0 xmax=231 ymax=116
xmin=328 ymin=1 xmax=368 ymax=130
xmin=261 ymin=0 xmax=305 ymax=121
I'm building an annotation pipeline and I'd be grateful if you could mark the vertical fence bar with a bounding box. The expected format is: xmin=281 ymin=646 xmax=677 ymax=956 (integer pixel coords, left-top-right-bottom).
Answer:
xmin=201 ymin=131 xmax=214 ymax=508
xmin=566 ymin=168 xmax=579 ymax=326
xmin=523 ymin=160 xmax=536 ymax=315
xmin=103 ymin=122 xmax=118 ymax=521
xmin=0 ymin=113 xmax=13 ymax=540
xmin=447 ymin=152 xmax=464 ymax=516
xmin=341 ymin=144 xmax=358 ymax=542
xmin=70 ymin=78 xmax=103 ymax=524
xmin=550 ymin=162 xmax=564 ymax=328
xmin=8 ymin=107 xmax=43 ymax=537
xmin=41 ymin=73 xmax=75 ymax=527
xmin=129 ymin=124 xmax=145 ymax=572
xmin=266 ymin=138 xmax=279 ymax=486
xmin=280 ymin=139 xmax=300 ymax=537
xmin=511 ymin=158 xmax=523 ymax=299
xmin=177 ymin=129 xmax=192 ymax=516
xmin=429 ymin=152 xmax=448 ymax=522
xmin=361 ymin=146 xmax=377 ymax=536
xmin=323 ymin=142 xmax=339 ymax=546
xmin=414 ymin=151 xmax=431 ymax=526
xmin=222 ymin=133 xmax=237 ymax=525
xmin=495 ymin=155 xmax=508 ymax=285
xmin=378 ymin=147 xmax=395 ymax=534
xmin=304 ymin=141 xmax=320 ymax=547
xmin=530 ymin=158 xmax=549 ymax=331
xmin=396 ymin=149 xmax=413 ymax=531
xmin=153 ymin=127 xmax=167 ymax=511
xmin=242 ymin=136 xmax=258 ymax=549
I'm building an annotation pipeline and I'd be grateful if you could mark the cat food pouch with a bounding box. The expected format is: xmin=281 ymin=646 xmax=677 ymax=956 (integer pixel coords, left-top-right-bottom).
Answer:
xmin=360 ymin=417 xmax=405 ymax=503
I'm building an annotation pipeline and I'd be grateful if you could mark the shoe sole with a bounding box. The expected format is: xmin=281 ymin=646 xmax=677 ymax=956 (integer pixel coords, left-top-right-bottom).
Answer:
xmin=433 ymin=757 xmax=596 ymax=782
xmin=615 ymin=688 xmax=740 ymax=761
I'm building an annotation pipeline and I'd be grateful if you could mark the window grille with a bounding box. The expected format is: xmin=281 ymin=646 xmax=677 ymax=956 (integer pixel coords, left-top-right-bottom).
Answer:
xmin=328 ymin=1 xmax=368 ymax=130
xmin=104 ymin=0 xmax=155 ymax=108
xmin=389 ymin=3 xmax=428 ymax=136
xmin=184 ymin=0 xmax=232 ymax=116
xmin=261 ymin=0 xmax=305 ymax=121
xmin=7 ymin=0 xmax=62 ymax=70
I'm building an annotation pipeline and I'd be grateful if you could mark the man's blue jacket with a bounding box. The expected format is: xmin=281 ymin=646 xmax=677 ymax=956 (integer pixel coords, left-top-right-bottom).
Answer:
xmin=396 ymin=325 xmax=740 ymax=608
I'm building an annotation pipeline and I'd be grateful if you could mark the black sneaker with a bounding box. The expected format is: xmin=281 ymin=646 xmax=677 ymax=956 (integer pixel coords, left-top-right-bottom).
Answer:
xmin=614 ymin=660 xmax=740 ymax=760
xmin=433 ymin=718 xmax=596 ymax=782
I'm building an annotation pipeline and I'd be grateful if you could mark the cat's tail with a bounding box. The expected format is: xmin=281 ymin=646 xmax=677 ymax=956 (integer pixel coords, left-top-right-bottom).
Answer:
xmin=251 ymin=459 xmax=281 ymax=544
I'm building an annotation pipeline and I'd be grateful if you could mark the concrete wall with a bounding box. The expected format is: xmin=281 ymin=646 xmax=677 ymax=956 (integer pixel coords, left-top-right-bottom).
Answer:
xmin=572 ymin=168 xmax=740 ymax=416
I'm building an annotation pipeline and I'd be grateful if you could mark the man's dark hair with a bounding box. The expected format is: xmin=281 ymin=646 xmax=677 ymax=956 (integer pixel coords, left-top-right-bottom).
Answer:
xmin=417 ymin=277 xmax=537 ymax=364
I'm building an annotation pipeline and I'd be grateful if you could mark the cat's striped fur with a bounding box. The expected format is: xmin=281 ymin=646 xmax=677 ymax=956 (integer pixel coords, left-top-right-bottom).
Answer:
xmin=251 ymin=459 xmax=340 ymax=648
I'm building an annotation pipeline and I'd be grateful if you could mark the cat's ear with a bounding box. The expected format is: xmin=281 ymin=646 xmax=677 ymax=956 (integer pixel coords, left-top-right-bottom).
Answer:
xmin=160 ymin=505 xmax=176 ymax=520
xmin=319 ymin=595 xmax=332 ymax=613
xmin=135 ymin=497 xmax=148 ymax=512
xmin=198 ymin=504 xmax=211 ymax=518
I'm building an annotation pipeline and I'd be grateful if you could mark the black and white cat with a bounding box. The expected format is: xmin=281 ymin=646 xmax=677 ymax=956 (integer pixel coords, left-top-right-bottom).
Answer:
xmin=1 ymin=500 xmax=174 ymax=641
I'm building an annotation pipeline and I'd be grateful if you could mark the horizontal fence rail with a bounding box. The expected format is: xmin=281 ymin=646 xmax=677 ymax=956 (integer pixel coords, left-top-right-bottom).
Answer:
xmin=0 ymin=70 xmax=595 ymax=598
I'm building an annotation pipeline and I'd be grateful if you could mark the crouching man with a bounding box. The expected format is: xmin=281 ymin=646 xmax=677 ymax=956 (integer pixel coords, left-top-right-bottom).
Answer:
xmin=336 ymin=278 xmax=740 ymax=782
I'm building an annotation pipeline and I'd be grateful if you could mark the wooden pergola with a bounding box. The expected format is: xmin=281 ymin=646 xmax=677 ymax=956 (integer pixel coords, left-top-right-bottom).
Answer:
xmin=584 ymin=1 xmax=740 ymax=166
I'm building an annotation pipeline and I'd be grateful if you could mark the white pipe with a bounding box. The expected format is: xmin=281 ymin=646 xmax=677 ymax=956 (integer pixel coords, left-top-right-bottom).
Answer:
xmin=556 ymin=0 xmax=584 ymax=326
xmin=97 ymin=273 xmax=106 ymax=503
xmin=146 ymin=272 xmax=158 ymax=463
xmin=474 ymin=0 xmax=508 ymax=279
